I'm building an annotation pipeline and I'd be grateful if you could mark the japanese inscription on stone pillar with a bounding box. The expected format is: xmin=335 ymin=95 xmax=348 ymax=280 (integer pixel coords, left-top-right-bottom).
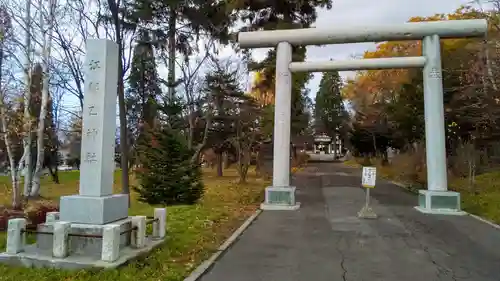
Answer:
xmin=79 ymin=39 xmax=119 ymax=197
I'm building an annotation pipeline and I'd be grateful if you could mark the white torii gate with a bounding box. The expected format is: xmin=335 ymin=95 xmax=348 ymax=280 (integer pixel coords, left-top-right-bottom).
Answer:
xmin=238 ymin=19 xmax=488 ymax=214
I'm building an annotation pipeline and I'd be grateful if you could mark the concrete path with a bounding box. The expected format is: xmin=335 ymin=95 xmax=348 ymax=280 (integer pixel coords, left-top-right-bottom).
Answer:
xmin=198 ymin=163 xmax=500 ymax=281
xmin=307 ymin=153 xmax=337 ymax=162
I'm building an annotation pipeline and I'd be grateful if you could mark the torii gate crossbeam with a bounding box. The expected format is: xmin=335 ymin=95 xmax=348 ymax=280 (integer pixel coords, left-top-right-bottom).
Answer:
xmin=238 ymin=19 xmax=488 ymax=214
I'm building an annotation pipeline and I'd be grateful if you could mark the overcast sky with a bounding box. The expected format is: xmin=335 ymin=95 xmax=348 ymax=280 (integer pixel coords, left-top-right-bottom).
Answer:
xmin=227 ymin=0 xmax=482 ymax=99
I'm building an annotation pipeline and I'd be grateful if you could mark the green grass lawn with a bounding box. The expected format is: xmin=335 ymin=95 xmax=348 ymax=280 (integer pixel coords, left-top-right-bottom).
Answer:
xmin=451 ymin=172 xmax=500 ymax=223
xmin=0 ymin=168 xmax=269 ymax=281
xmin=342 ymin=159 xmax=361 ymax=168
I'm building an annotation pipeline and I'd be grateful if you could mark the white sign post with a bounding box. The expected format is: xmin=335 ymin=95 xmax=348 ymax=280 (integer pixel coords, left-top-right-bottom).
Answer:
xmin=358 ymin=166 xmax=378 ymax=219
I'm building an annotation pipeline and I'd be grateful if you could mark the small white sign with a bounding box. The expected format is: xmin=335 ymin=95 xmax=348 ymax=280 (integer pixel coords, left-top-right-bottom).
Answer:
xmin=362 ymin=166 xmax=377 ymax=188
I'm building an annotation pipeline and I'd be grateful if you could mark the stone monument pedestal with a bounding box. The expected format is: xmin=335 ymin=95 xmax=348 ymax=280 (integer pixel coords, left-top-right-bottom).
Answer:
xmin=0 ymin=39 xmax=167 ymax=269
xmin=59 ymin=194 xmax=129 ymax=224
xmin=35 ymin=217 xmax=133 ymax=258
xmin=0 ymin=209 xmax=166 ymax=269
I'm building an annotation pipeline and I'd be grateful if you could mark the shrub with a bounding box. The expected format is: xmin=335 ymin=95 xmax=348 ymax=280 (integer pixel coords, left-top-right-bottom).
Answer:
xmin=0 ymin=200 xmax=59 ymax=231
xmin=134 ymin=127 xmax=204 ymax=206
xmin=359 ymin=156 xmax=373 ymax=166
xmin=385 ymin=147 xmax=427 ymax=186
xmin=292 ymin=151 xmax=310 ymax=168
xmin=0 ymin=207 xmax=24 ymax=231
xmin=24 ymin=200 xmax=59 ymax=227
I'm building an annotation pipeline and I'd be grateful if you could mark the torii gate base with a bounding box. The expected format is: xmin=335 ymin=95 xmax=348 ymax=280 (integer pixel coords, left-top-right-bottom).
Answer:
xmin=261 ymin=187 xmax=300 ymax=211
xmin=238 ymin=19 xmax=487 ymax=215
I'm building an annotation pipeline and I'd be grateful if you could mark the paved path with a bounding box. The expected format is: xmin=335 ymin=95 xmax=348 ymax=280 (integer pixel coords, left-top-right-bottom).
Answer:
xmin=307 ymin=153 xmax=337 ymax=162
xmin=199 ymin=163 xmax=500 ymax=281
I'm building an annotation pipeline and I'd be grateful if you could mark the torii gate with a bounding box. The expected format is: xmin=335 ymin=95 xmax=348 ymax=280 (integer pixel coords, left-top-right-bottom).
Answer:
xmin=237 ymin=19 xmax=488 ymax=215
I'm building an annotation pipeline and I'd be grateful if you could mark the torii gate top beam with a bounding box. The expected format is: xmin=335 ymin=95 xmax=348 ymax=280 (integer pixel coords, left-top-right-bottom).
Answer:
xmin=237 ymin=19 xmax=488 ymax=48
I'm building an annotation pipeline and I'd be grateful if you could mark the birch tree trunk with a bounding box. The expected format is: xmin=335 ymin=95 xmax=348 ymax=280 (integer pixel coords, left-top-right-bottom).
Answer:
xmin=0 ymin=39 xmax=21 ymax=209
xmin=0 ymin=103 xmax=20 ymax=208
xmin=22 ymin=0 xmax=33 ymax=198
xmin=32 ymin=0 xmax=56 ymax=196
xmin=0 ymin=103 xmax=21 ymax=208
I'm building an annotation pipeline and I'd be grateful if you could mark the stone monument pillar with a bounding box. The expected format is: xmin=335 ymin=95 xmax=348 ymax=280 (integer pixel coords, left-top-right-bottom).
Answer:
xmin=59 ymin=39 xmax=129 ymax=224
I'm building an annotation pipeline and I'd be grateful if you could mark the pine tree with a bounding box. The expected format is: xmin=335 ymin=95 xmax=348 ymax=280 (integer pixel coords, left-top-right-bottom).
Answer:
xmin=126 ymin=31 xmax=161 ymax=134
xmin=43 ymin=93 xmax=60 ymax=183
xmin=126 ymin=0 xmax=233 ymax=126
xmin=126 ymin=31 xmax=162 ymax=165
xmin=134 ymin=126 xmax=204 ymax=205
xmin=203 ymin=61 xmax=244 ymax=177
xmin=314 ymin=70 xmax=347 ymax=144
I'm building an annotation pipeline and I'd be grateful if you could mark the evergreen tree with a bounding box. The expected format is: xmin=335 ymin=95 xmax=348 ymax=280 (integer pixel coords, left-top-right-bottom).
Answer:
xmin=44 ymin=93 xmax=60 ymax=183
xmin=126 ymin=31 xmax=161 ymax=135
xmin=126 ymin=31 xmax=162 ymax=165
xmin=314 ymin=70 xmax=347 ymax=147
xmin=134 ymin=126 xmax=204 ymax=205
xmin=161 ymin=94 xmax=185 ymax=132
xmin=203 ymin=60 xmax=245 ymax=176
xmin=125 ymin=0 xmax=234 ymax=127
xmin=64 ymin=114 xmax=82 ymax=165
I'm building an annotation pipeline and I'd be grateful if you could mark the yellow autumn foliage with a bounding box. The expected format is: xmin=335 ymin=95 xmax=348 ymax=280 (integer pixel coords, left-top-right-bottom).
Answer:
xmin=342 ymin=6 xmax=487 ymax=112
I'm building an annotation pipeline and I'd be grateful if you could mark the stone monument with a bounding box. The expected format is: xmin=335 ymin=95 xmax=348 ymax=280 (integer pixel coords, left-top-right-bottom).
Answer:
xmin=0 ymin=39 xmax=166 ymax=269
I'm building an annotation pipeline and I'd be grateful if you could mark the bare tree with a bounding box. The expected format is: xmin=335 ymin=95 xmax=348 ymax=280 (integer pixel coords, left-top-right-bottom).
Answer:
xmin=21 ymin=0 xmax=34 ymax=198
xmin=0 ymin=4 xmax=22 ymax=208
xmin=31 ymin=0 xmax=56 ymax=196
xmin=106 ymin=0 xmax=137 ymax=202
xmin=175 ymin=41 xmax=217 ymax=163
xmin=50 ymin=0 xmax=104 ymax=109
xmin=474 ymin=1 xmax=499 ymax=91
xmin=0 ymin=0 xmax=39 ymax=199
xmin=231 ymin=99 xmax=260 ymax=183
xmin=0 ymin=79 xmax=23 ymax=208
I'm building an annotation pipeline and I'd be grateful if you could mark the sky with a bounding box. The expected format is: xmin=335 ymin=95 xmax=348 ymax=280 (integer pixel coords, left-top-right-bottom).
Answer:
xmin=220 ymin=0 xmax=483 ymax=100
